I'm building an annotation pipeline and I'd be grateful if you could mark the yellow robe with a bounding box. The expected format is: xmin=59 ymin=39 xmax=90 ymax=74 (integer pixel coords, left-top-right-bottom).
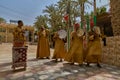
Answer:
xmin=85 ymin=31 xmax=102 ymax=63
xmin=13 ymin=27 xmax=26 ymax=47
xmin=52 ymin=32 xmax=66 ymax=59
xmin=36 ymin=29 xmax=50 ymax=58
xmin=65 ymin=31 xmax=83 ymax=64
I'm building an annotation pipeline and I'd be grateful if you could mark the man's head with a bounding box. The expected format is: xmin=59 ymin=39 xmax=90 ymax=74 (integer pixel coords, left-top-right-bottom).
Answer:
xmin=94 ymin=27 xmax=101 ymax=35
xmin=74 ymin=23 xmax=79 ymax=31
xmin=18 ymin=20 xmax=23 ymax=28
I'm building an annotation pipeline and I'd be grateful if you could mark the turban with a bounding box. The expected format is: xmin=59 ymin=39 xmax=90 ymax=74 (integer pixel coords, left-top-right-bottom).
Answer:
xmin=74 ymin=23 xmax=80 ymax=29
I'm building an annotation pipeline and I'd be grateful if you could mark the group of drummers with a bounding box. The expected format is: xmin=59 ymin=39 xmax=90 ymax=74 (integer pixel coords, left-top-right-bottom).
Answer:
xmin=36 ymin=24 xmax=102 ymax=68
xmin=13 ymin=20 xmax=102 ymax=68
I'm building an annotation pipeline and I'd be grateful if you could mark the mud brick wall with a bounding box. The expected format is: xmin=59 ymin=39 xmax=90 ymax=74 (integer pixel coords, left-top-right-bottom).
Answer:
xmin=110 ymin=0 xmax=120 ymax=35
xmin=102 ymin=36 xmax=120 ymax=67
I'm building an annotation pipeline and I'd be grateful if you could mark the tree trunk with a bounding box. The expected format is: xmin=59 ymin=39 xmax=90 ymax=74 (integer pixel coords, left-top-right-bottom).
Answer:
xmin=110 ymin=0 xmax=120 ymax=36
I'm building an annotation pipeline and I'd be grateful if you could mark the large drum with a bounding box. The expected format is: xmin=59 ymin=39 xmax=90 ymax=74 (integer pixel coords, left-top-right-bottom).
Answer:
xmin=12 ymin=46 xmax=28 ymax=70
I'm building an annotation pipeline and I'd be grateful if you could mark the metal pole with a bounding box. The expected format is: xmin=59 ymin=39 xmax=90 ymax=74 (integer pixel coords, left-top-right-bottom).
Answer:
xmin=5 ymin=27 xmax=7 ymax=43
xmin=94 ymin=0 xmax=97 ymax=27
xmin=67 ymin=0 xmax=71 ymax=51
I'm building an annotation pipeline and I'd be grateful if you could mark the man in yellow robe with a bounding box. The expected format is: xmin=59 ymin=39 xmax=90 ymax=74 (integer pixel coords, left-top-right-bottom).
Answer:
xmin=13 ymin=20 xmax=26 ymax=47
xmin=52 ymin=32 xmax=67 ymax=62
xmin=65 ymin=26 xmax=84 ymax=66
xmin=36 ymin=26 xmax=50 ymax=59
xmin=85 ymin=27 xmax=102 ymax=68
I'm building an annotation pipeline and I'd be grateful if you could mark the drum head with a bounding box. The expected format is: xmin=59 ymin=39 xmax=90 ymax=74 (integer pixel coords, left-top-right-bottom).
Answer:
xmin=58 ymin=29 xmax=67 ymax=39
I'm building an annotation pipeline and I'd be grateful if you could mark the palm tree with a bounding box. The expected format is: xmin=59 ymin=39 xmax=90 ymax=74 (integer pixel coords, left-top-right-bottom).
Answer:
xmin=34 ymin=15 xmax=48 ymax=30
xmin=43 ymin=4 xmax=62 ymax=31
xmin=57 ymin=0 xmax=71 ymax=28
xmin=57 ymin=0 xmax=68 ymax=14
xmin=90 ymin=7 xmax=107 ymax=17
xmin=70 ymin=0 xmax=81 ymax=24
xmin=75 ymin=0 xmax=92 ymax=28
xmin=57 ymin=0 xmax=84 ymax=28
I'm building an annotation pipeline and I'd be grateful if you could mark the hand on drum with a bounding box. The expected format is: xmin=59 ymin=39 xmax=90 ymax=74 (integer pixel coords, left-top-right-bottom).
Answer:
xmin=89 ymin=35 xmax=94 ymax=40
xmin=78 ymin=36 xmax=83 ymax=39
xmin=83 ymin=36 xmax=86 ymax=40
xmin=62 ymin=38 xmax=67 ymax=43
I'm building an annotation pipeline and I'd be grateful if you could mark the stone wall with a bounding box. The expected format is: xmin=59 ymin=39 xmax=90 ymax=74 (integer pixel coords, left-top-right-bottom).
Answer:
xmin=110 ymin=0 xmax=120 ymax=35
xmin=102 ymin=36 xmax=120 ymax=67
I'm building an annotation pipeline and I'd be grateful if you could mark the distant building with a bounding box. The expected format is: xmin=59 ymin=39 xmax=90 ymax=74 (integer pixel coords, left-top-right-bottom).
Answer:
xmin=0 ymin=23 xmax=34 ymax=42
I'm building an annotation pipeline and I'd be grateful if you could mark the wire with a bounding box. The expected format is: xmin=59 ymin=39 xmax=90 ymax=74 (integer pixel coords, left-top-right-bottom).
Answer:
xmin=0 ymin=4 xmax=31 ymax=19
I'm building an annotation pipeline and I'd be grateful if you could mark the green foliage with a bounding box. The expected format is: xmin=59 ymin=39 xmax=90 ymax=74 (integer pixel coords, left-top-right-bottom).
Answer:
xmin=100 ymin=7 xmax=107 ymax=14
xmin=86 ymin=6 xmax=107 ymax=17
xmin=34 ymin=15 xmax=48 ymax=30
xmin=34 ymin=0 xmax=107 ymax=33
xmin=96 ymin=7 xmax=107 ymax=15
xmin=0 ymin=17 xmax=6 ymax=23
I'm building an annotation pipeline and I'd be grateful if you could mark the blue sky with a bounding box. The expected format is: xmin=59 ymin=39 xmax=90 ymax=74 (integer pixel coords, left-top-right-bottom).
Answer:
xmin=0 ymin=0 xmax=109 ymax=26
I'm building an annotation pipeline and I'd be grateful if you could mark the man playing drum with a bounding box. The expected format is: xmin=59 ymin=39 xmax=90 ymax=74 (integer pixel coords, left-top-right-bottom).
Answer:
xmin=52 ymin=29 xmax=67 ymax=62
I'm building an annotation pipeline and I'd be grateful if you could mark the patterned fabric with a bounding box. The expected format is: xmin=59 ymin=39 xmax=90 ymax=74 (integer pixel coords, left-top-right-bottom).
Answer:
xmin=13 ymin=27 xmax=26 ymax=47
xmin=12 ymin=47 xmax=27 ymax=69
xmin=13 ymin=27 xmax=25 ymax=41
